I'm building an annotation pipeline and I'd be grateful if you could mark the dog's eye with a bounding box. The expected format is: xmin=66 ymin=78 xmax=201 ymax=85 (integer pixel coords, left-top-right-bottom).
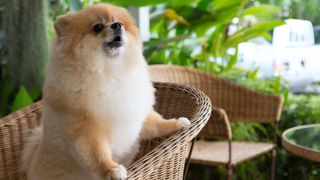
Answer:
xmin=93 ymin=23 xmax=104 ymax=33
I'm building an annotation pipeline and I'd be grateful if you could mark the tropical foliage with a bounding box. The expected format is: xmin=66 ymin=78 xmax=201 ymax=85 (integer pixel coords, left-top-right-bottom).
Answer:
xmin=145 ymin=0 xmax=283 ymax=75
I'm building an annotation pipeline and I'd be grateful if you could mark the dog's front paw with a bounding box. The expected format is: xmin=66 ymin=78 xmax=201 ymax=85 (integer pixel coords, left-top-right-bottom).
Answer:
xmin=109 ymin=165 xmax=127 ymax=180
xmin=176 ymin=117 xmax=191 ymax=129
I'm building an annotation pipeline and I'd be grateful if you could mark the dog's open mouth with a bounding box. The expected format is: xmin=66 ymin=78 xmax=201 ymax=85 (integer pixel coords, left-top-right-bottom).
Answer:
xmin=106 ymin=35 xmax=123 ymax=48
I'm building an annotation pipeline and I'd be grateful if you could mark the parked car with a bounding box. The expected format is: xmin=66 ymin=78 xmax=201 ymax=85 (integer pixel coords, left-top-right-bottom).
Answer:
xmin=238 ymin=19 xmax=320 ymax=94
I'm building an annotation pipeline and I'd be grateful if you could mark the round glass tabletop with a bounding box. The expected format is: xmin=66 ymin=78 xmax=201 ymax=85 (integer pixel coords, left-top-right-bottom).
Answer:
xmin=282 ymin=124 xmax=320 ymax=162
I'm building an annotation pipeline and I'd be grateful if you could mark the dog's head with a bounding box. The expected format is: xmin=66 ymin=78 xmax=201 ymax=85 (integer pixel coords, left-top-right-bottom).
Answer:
xmin=54 ymin=4 xmax=140 ymax=57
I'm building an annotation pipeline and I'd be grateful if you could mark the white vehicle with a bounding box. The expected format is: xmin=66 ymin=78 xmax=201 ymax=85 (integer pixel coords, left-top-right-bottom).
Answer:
xmin=238 ymin=19 xmax=320 ymax=94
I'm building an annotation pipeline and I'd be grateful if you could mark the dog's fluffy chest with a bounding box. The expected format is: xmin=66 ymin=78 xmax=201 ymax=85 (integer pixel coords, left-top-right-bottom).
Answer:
xmin=93 ymin=66 xmax=155 ymax=162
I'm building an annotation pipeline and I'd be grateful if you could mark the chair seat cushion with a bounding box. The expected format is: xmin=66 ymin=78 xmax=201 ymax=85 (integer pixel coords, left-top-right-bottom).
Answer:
xmin=190 ymin=140 xmax=275 ymax=166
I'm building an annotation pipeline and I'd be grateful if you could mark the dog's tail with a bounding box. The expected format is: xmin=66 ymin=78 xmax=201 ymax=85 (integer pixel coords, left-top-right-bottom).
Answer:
xmin=20 ymin=126 xmax=43 ymax=173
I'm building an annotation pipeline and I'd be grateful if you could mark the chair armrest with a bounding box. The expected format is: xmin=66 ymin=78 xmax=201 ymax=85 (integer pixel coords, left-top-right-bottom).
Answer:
xmin=127 ymin=112 xmax=210 ymax=179
xmin=198 ymin=107 xmax=232 ymax=139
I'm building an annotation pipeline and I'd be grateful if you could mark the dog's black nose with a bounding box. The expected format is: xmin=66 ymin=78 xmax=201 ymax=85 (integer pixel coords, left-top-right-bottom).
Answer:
xmin=111 ymin=22 xmax=123 ymax=30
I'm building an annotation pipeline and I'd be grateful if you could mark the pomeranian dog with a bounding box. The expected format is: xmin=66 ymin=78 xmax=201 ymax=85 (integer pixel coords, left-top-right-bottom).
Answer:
xmin=21 ymin=3 xmax=190 ymax=180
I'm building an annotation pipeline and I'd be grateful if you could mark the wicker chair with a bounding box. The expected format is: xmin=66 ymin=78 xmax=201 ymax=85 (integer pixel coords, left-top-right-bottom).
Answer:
xmin=149 ymin=65 xmax=284 ymax=180
xmin=0 ymin=82 xmax=211 ymax=180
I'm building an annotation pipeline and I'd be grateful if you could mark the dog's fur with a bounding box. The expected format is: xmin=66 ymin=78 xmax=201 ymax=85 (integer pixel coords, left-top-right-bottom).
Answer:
xmin=20 ymin=4 xmax=190 ymax=180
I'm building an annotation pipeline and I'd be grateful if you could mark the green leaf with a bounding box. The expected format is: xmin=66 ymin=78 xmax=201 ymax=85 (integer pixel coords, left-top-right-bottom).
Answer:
xmin=212 ymin=0 xmax=247 ymax=12
xmin=273 ymin=75 xmax=281 ymax=94
xmin=214 ymin=5 xmax=242 ymax=23
xmin=260 ymin=32 xmax=272 ymax=40
xmin=197 ymin=0 xmax=213 ymax=10
xmin=168 ymin=0 xmax=197 ymax=7
xmin=225 ymin=48 xmax=238 ymax=71
xmin=105 ymin=0 xmax=168 ymax=7
xmin=211 ymin=32 xmax=224 ymax=58
xmin=283 ymin=88 xmax=290 ymax=106
xmin=247 ymin=68 xmax=259 ymax=79
xmin=225 ymin=20 xmax=284 ymax=48
xmin=106 ymin=0 xmax=198 ymax=7
xmin=241 ymin=4 xmax=281 ymax=17
xmin=178 ymin=51 xmax=192 ymax=66
xmin=11 ymin=86 xmax=33 ymax=112
xmin=69 ymin=0 xmax=82 ymax=12
xmin=208 ymin=25 xmax=226 ymax=57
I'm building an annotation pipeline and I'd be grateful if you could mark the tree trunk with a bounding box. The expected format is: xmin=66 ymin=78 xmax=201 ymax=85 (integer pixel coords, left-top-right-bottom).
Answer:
xmin=3 ymin=0 xmax=48 ymax=92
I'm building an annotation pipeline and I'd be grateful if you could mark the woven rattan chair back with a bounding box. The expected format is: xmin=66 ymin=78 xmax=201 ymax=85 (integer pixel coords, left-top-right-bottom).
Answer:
xmin=149 ymin=65 xmax=283 ymax=124
xmin=0 ymin=82 xmax=211 ymax=180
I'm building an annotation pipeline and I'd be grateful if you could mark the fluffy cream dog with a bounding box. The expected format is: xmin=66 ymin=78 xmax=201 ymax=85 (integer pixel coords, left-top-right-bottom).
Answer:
xmin=21 ymin=4 xmax=190 ymax=180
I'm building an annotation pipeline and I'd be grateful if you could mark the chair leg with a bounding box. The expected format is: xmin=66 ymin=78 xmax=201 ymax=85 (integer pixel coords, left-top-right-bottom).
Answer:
xmin=227 ymin=164 xmax=233 ymax=180
xmin=183 ymin=138 xmax=195 ymax=180
xmin=271 ymin=148 xmax=276 ymax=180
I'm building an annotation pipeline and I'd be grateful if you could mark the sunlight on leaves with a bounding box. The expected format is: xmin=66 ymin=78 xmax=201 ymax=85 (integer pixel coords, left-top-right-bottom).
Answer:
xmin=11 ymin=86 xmax=33 ymax=112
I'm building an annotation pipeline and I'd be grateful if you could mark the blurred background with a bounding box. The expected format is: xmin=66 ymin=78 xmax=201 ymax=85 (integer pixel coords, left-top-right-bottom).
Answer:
xmin=1 ymin=0 xmax=320 ymax=179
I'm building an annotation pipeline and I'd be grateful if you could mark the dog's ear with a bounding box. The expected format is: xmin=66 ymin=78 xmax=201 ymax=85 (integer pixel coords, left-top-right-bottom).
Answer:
xmin=54 ymin=14 xmax=70 ymax=37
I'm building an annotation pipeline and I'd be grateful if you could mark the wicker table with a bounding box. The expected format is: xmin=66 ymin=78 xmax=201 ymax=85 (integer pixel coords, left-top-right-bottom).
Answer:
xmin=282 ymin=124 xmax=320 ymax=162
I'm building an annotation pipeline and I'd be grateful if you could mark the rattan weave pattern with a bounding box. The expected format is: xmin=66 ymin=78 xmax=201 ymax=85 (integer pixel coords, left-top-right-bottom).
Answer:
xmin=149 ymin=65 xmax=283 ymax=139
xmin=0 ymin=101 xmax=42 ymax=180
xmin=0 ymin=82 xmax=211 ymax=180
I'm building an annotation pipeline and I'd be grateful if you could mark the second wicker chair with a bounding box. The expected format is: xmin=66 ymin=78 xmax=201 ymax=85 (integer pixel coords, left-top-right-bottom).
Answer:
xmin=149 ymin=65 xmax=283 ymax=180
